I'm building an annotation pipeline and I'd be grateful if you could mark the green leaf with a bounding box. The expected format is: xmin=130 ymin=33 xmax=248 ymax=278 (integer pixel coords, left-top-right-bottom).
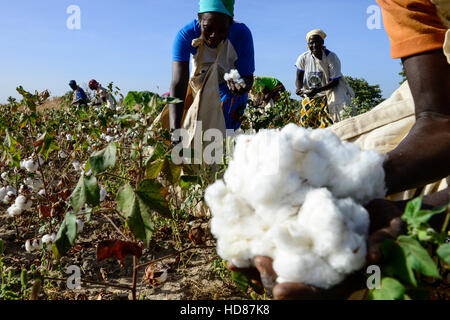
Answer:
xmin=402 ymin=196 xmax=446 ymax=230
xmin=116 ymin=184 xmax=154 ymax=247
xmin=89 ymin=142 xmax=117 ymax=175
xmin=69 ymin=175 xmax=100 ymax=214
xmin=397 ymin=235 xmax=441 ymax=280
xmin=123 ymin=91 xmax=142 ymax=107
xmin=146 ymin=159 xmax=165 ymax=179
xmin=437 ymin=243 xmax=450 ymax=264
xmin=231 ymin=271 xmax=250 ymax=292
xmin=382 ymin=239 xmax=417 ymax=286
xmin=137 ymin=180 xmax=170 ymax=218
xmin=179 ymin=175 xmax=202 ymax=188
xmin=402 ymin=196 xmax=423 ymax=226
xmin=37 ymin=132 xmax=59 ymax=160
xmin=0 ymin=238 xmax=4 ymax=255
xmin=52 ymin=211 xmax=77 ymax=259
xmin=163 ymin=158 xmax=182 ymax=184
xmin=368 ymin=277 xmax=405 ymax=300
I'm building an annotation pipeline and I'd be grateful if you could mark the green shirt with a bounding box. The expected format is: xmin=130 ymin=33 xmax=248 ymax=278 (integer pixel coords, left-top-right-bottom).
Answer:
xmin=253 ymin=77 xmax=280 ymax=93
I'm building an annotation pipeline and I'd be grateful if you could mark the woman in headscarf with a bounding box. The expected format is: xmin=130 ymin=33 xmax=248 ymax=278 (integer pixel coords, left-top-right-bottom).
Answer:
xmin=295 ymin=29 xmax=349 ymax=128
xmin=169 ymin=0 xmax=255 ymax=143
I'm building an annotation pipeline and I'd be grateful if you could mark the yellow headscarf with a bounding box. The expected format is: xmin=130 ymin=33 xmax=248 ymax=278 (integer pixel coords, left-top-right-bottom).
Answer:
xmin=306 ymin=29 xmax=327 ymax=42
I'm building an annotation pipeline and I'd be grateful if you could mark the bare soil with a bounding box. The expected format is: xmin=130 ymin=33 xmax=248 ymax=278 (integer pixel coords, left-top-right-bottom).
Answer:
xmin=0 ymin=209 xmax=249 ymax=301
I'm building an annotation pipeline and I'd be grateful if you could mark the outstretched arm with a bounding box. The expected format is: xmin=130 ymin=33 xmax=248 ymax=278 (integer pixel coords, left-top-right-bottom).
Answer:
xmin=384 ymin=49 xmax=450 ymax=195
xmin=169 ymin=61 xmax=190 ymax=133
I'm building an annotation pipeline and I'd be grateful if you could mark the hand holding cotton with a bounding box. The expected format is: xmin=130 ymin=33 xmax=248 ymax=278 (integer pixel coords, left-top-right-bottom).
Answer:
xmin=205 ymin=124 xmax=386 ymax=289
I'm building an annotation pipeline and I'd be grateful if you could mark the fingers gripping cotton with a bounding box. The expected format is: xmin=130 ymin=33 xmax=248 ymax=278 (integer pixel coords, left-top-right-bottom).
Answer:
xmin=205 ymin=124 xmax=386 ymax=289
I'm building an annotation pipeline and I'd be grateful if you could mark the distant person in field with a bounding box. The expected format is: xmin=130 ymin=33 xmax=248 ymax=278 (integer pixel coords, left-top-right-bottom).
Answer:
xmin=69 ymin=80 xmax=88 ymax=108
xmin=229 ymin=0 xmax=450 ymax=300
xmin=168 ymin=0 xmax=255 ymax=144
xmin=250 ymin=76 xmax=287 ymax=110
xmin=295 ymin=29 xmax=354 ymax=128
xmin=88 ymin=79 xmax=116 ymax=108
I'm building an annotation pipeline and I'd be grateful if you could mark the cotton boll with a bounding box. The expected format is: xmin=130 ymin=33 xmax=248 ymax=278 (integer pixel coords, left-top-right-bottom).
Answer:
xmin=38 ymin=189 xmax=46 ymax=196
xmin=207 ymin=124 xmax=387 ymax=289
xmin=7 ymin=205 xmax=23 ymax=217
xmin=14 ymin=195 xmax=28 ymax=208
xmin=41 ymin=234 xmax=53 ymax=245
xmin=72 ymin=160 xmax=81 ymax=172
xmin=298 ymin=151 xmax=330 ymax=187
xmin=327 ymin=233 xmax=367 ymax=274
xmin=25 ymin=240 xmax=32 ymax=253
xmin=274 ymin=250 xmax=344 ymax=290
xmin=32 ymin=239 xmax=42 ymax=250
xmin=2 ymin=195 xmax=11 ymax=204
xmin=6 ymin=186 xmax=17 ymax=196
xmin=1 ymin=172 xmax=7 ymax=179
xmin=24 ymin=159 xmax=38 ymax=173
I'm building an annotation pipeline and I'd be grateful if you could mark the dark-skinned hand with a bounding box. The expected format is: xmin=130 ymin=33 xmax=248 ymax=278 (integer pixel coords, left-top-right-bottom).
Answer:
xmin=227 ymin=198 xmax=407 ymax=300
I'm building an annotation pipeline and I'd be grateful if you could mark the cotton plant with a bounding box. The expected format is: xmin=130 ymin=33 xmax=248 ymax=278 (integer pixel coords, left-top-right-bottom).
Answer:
xmin=1 ymin=186 xmax=17 ymax=204
xmin=7 ymin=195 xmax=33 ymax=217
xmin=205 ymin=124 xmax=386 ymax=290
xmin=19 ymin=157 xmax=43 ymax=173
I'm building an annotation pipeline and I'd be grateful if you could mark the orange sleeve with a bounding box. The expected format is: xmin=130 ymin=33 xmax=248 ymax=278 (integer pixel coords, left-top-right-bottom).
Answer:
xmin=377 ymin=0 xmax=447 ymax=59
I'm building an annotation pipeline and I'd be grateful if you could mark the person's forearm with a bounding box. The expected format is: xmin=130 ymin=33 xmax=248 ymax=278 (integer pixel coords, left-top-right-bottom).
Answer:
xmin=384 ymin=115 xmax=450 ymax=194
xmin=316 ymin=79 xmax=339 ymax=94
xmin=384 ymin=50 xmax=450 ymax=195
xmin=169 ymin=80 xmax=188 ymax=131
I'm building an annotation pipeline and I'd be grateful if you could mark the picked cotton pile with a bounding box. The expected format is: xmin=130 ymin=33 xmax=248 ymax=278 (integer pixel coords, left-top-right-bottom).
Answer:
xmin=224 ymin=69 xmax=245 ymax=84
xmin=205 ymin=124 xmax=386 ymax=289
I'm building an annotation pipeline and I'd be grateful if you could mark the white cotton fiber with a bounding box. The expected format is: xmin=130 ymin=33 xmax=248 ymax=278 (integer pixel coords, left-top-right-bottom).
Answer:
xmin=224 ymin=69 xmax=245 ymax=84
xmin=205 ymin=124 xmax=386 ymax=289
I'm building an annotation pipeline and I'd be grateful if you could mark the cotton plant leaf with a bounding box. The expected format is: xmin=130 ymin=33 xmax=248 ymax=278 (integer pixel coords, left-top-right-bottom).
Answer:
xmin=69 ymin=175 xmax=100 ymax=214
xmin=116 ymin=181 xmax=169 ymax=247
xmin=397 ymin=235 xmax=442 ymax=280
xmin=382 ymin=239 xmax=417 ymax=287
xmin=52 ymin=211 xmax=77 ymax=259
xmin=437 ymin=243 xmax=450 ymax=264
xmin=368 ymin=277 xmax=405 ymax=300
xmin=88 ymin=142 xmax=117 ymax=175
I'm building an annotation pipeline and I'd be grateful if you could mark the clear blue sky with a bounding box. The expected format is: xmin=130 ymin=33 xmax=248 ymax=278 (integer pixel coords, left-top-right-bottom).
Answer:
xmin=0 ymin=0 xmax=402 ymax=103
